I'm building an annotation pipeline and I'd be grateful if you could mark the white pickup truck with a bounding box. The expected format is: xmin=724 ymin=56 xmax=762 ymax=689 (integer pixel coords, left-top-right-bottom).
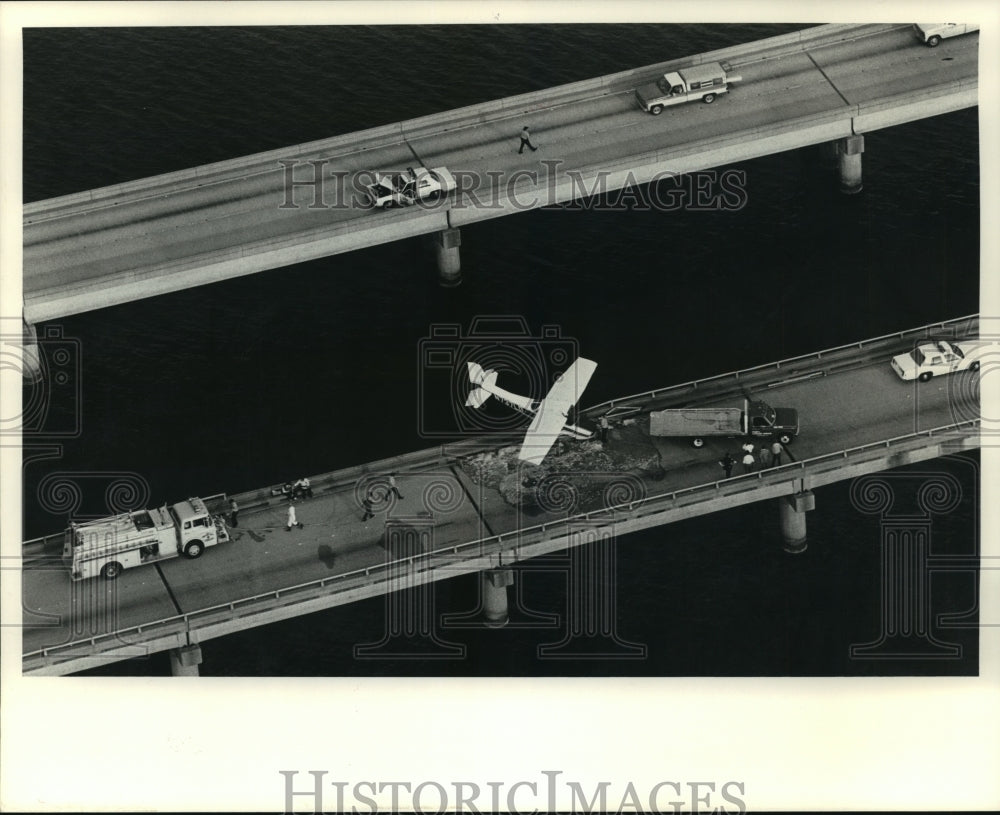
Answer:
xmin=635 ymin=61 xmax=743 ymax=115
xmin=912 ymin=24 xmax=979 ymax=47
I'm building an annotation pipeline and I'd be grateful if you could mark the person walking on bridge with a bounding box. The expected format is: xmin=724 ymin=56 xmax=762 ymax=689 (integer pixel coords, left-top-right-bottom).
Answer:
xmin=361 ymin=494 xmax=375 ymax=522
xmin=286 ymin=502 xmax=303 ymax=531
xmin=741 ymin=451 xmax=755 ymax=474
xmin=388 ymin=474 xmax=403 ymax=500
xmin=718 ymin=451 xmax=735 ymax=478
xmin=518 ymin=126 xmax=538 ymax=154
xmin=229 ymin=498 xmax=239 ymax=528
xmin=771 ymin=440 xmax=784 ymax=466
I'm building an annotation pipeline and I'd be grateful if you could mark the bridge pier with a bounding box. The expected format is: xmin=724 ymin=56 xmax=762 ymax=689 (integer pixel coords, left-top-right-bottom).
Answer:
xmin=779 ymin=490 xmax=815 ymax=553
xmin=169 ymin=644 xmax=203 ymax=676
xmin=434 ymin=228 xmax=462 ymax=287
xmin=837 ymin=135 xmax=865 ymax=195
xmin=482 ymin=568 xmax=514 ymax=627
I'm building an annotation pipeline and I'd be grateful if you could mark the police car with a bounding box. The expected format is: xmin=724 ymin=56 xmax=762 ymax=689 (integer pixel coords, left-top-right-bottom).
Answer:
xmin=364 ymin=165 xmax=456 ymax=208
xmin=890 ymin=338 xmax=980 ymax=382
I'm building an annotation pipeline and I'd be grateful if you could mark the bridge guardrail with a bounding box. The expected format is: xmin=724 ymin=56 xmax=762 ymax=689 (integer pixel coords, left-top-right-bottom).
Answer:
xmin=23 ymin=416 xmax=980 ymax=672
xmin=21 ymin=314 xmax=977 ymax=554
xmin=584 ymin=315 xmax=978 ymax=415
xmin=26 ymin=24 xmax=911 ymax=218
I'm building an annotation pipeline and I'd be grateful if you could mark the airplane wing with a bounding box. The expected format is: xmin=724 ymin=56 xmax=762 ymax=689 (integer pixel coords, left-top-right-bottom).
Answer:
xmin=541 ymin=358 xmax=597 ymax=413
xmin=518 ymin=358 xmax=598 ymax=464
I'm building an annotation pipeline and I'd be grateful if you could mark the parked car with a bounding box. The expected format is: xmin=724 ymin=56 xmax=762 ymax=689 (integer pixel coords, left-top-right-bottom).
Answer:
xmin=364 ymin=165 xmax=456 ymax=208
xmin=890 ymin=339 xmax=980 ymax=381
xmin=912 ymin=24 xmax=980 ymax=47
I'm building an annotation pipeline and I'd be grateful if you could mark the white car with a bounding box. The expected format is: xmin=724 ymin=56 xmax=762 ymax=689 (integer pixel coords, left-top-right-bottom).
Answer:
xmin=364 ymin=165 xmax=456 ymax=208
xmin=890 ymin=339 xmax=980 ymax=382
xmin=912 ymin=24 xmax=980 ymax=47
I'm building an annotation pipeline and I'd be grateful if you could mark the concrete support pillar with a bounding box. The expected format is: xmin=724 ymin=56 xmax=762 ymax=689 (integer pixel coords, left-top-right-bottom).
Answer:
xmin=21 ymin=318 xmax=43 ymax=382
xmin=434 ymin=228 xmax=462 ymax=287
xmin=837 ymin=135 xmax=865 ymax=195
xmin=482 ymin=568 xmax=514 ymax=628
xmin=169 ymin=644 xmax=202 ymax=676
xmin=779 ymin=490 xmax=815 ymax=554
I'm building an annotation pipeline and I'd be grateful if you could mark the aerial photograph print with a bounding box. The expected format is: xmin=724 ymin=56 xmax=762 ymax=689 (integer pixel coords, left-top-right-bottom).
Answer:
xmin=3 ymin=2 xmax=998 ymax=813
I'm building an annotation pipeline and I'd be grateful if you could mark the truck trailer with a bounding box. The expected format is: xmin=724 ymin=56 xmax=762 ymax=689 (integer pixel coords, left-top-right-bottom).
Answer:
xmin=649 ymin=399 xmax=798 ymax=448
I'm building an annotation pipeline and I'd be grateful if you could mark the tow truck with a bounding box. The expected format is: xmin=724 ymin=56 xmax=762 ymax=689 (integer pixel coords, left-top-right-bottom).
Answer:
xmin=63 ymin=495 xmax=230 ymax=580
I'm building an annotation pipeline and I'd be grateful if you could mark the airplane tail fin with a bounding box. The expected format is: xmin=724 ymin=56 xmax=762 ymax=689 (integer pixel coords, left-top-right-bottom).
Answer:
xmin=465 ymin=361 xmax=498 ymax=408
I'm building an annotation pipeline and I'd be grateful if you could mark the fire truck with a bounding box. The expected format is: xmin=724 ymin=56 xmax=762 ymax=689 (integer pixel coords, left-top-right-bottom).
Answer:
xmin=63 ymin=495 xmax=230 ymax=581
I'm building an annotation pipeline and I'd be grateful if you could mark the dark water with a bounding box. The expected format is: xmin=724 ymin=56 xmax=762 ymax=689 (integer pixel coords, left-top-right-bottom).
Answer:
xmin=21 ymin=25 xmax=980 ymax=676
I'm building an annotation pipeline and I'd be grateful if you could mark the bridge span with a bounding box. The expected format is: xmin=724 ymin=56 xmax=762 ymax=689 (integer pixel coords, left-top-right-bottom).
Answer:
xmin=20 ymin=316 xmax=981 ymax=675
xmin=22 ymin=23 xmax=977 ymax=324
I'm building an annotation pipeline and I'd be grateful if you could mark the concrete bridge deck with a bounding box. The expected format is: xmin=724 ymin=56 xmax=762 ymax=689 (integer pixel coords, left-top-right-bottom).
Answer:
xmin=22 ymin=23 xmax=978 ymax=323
xmin=20 ymin=316 xmax=981 ymax=674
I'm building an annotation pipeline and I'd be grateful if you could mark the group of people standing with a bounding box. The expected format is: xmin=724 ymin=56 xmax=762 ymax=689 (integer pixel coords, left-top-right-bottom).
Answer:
xmin=228 ymin=472 xmax=407 ymax=534
xmin=718 ymin=439 xmax=785 ymax=478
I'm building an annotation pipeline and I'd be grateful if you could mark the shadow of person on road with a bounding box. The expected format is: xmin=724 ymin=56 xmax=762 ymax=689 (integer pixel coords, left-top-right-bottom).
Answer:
xmin=317 ymin=543 xmax=337 ymax=569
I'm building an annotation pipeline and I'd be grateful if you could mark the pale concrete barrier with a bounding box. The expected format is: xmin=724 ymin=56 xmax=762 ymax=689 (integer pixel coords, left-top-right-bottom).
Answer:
xmin=24 ymin=24 xmax=891 ymax=220
xmin=24 ymin=205 xmax=449 ymax=323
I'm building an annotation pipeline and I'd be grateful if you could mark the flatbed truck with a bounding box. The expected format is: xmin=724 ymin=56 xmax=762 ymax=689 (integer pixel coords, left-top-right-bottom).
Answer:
xmin=649 ymin=399 xmax=798 ymax=448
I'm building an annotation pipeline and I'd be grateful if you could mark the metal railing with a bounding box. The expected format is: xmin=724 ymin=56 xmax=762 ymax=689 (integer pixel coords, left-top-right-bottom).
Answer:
xmin=23 ymin=417 xmax=979 ymax=668
xmin=584 ymin=315 xmax=977 ymax=416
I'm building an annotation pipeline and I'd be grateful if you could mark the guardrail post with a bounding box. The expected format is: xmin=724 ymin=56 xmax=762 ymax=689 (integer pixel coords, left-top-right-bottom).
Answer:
xmin=169 ymin=644 xmax=202 ymax=676
xmin=779 ymin=490 xmax=815 ymax=553
xmin=837 ymin=135 xmax=865 ymax=195
xmin=434 ymin=228 xmax=462 ymax=287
